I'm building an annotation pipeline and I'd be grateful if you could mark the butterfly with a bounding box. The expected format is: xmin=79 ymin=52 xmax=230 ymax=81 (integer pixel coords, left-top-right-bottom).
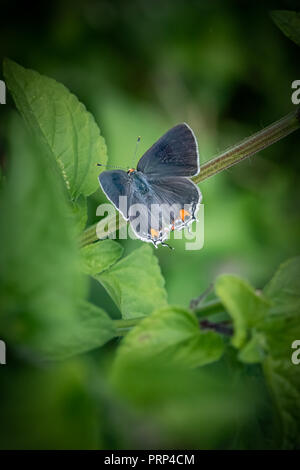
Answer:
xmin=98 ymin=123 xmax=202 ymax=248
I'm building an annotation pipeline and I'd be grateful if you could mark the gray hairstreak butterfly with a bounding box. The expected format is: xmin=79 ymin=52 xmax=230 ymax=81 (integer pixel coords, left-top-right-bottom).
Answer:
xmin=98 ymin=123 xmax=202 ymax=248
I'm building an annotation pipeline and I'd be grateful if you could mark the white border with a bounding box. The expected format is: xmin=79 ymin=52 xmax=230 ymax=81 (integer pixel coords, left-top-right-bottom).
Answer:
xmin=98 ymin=173 xmax=130 ymax=221
xmin=182 ymin=122 xmax=200 ymax=176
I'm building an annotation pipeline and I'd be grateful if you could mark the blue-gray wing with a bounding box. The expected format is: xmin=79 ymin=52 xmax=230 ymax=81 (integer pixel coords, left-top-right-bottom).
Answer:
xmin=98 ymin=170 xmax=131 ymax=220
xmin=137 ymin=123 xmax=199 ymax=177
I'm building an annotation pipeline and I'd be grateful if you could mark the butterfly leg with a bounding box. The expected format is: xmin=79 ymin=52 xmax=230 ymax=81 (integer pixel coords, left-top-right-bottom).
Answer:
xmin=161 ymin=241 xmax=174 ymax=250
xmin=146 ymin=233 xmax=158 ymax=248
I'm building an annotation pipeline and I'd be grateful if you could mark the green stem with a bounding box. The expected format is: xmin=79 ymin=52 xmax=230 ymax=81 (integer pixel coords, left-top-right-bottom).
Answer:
xmin=113 ymin=299 xmax=226 ymax=336
xmin=192 ymin=107 xmax=300 ymax=184
xmin=80 ymin=213 xmax=127 ymax=248
xmin=81 ymin=108 xmax=300 ymax=247
xmin=114 ymin=318 xmax=143 ymax=329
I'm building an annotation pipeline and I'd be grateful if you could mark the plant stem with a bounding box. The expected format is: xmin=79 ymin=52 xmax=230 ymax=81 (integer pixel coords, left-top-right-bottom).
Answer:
xmin=81 ymin=108 xmax=300 ymax=246
xmin=199 ymin=319 xmax=233 ymax=336
xmin=113 ymin=299 xmax=227 ymax=336
xmin=192 ymin=107 xmax=300 ymax=184
xmin=114 ymin=318 xmax=143 ymax=329
xmin=80 ymin=213 xmax=127 ymax=247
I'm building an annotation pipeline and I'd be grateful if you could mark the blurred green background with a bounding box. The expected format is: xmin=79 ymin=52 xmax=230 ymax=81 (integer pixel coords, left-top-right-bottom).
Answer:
xmin=0 ymin=0 xmax=299 ymax=449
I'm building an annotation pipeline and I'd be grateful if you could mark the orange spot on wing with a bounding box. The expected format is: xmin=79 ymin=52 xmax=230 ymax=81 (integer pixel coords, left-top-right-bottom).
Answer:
xmin=179 ymin=209 xmax=190 ymax=221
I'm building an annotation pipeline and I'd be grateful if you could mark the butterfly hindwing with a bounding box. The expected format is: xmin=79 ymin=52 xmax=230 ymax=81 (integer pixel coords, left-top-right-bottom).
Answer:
xmin=128 ymin=176 xmax=201 ymax=244
xmin=137 ymin=123 xmax=199 ymax=177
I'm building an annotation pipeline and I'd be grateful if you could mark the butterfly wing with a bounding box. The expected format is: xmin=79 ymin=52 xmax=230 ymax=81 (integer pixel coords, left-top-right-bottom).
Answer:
xmin=98 ymin=170 xmax=131 ymax=220
xmin=147 ymin=176 xmax=202 ymax=230
xmin=128 ymin=176 xmax=202 ymax=244
xmin=137 ymin=123 xmax=199 ymax=177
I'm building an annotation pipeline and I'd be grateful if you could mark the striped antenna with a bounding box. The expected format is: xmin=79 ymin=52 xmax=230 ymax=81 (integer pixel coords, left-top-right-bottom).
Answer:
xmin=97 ymin=163 xmax=128 ymax=170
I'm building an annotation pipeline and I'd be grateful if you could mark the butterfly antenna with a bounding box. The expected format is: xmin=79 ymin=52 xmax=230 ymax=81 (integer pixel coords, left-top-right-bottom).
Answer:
xmin=131 ymin=136 xmax=141 ymax=168
xmin=97 ymin=163 xmax=128 ymax=170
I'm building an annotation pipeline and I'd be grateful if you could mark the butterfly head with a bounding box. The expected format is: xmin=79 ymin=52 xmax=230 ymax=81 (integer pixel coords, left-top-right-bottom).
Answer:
xmin=127 ymin=168 xmax=136 ymax=175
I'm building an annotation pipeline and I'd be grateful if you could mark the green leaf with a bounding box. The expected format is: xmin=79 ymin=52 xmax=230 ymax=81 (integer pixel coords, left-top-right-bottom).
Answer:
xmin=71 ymin=195 xmax=88 ymax=234
xmin=261 ymin=257 xmax=300 ymax=449
xmin=0 ymin=115 xmax=86 ymax=355
xmin=263 ymin=256 xmax=300 ymax=316
xmin=3 ymin=58 xmax=107 ymax=199
xmin=215 ymin=274 xmax=270 ymax=349
xmin=271 ymin=10 xmax=300 ymax=47
xmin=113 ymin=306 xmax=224 ymax=371
xmin=38 ymin=301 xmax=117 ymax=361
xmin=80 ymin=240 xmax=123 ymax=276
xmin=238 ymin=333 xmax=267 ymax=364
xmin=110 ymin=357 xmax=258 ymax=450
xmin=96 ymin=245 xmax=168 ymax=319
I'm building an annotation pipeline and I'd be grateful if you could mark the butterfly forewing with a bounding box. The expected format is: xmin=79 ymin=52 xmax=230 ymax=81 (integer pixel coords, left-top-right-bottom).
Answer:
xmin=98 ymin=170 xmax=131 ymax=220
xmin=137 ymin=123 xmax=199 ymax=177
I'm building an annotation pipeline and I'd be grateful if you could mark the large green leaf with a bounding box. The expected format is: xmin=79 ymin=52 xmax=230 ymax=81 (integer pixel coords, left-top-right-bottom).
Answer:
xmin=113 ymin=306 xmax=224 ymax=371
xmin=71 ymin=195 xmax=88 ymax=234
xmin=271 ymin=10 xmax=300 ymax=47
xmin=215 ymin=275 xmax=270 ymax=349
xmin=3 ymin=58 xmax=107 ymax=199
xmin=263 ymin=256 xmax=300 ymax=316
xmin=97 ymin=245 xmax=168 ymax=319
xmin=0 ymin=115 xmax=86 ymax=355
xmin=39 ymin=301 xmax=117 ymax=361
xmin=262 ymin=257 xmax=300 ymax=449
xmin=80 ymin=240 xmax=123 ymax=276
